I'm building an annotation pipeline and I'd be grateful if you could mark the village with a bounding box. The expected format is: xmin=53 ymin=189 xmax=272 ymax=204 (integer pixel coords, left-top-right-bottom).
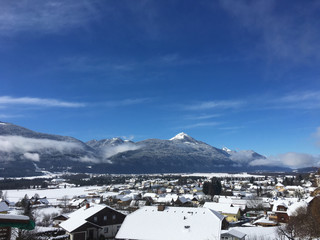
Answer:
xmin=1 ymin=170 xmax=320 ymax=240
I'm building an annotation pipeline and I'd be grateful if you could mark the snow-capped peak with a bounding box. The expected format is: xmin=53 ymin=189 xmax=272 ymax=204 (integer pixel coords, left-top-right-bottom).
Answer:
xmin=222 ymin=147 xmax=232 ymax=153
xmin=170 ymin=132 xmax=190 ymax=141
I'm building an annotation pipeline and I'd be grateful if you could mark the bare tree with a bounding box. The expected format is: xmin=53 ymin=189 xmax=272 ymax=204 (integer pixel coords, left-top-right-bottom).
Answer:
xmin=277 ymin=205 xmax=320 ymax=240
xmin=61 ymin=195 xmax=71 ymax=213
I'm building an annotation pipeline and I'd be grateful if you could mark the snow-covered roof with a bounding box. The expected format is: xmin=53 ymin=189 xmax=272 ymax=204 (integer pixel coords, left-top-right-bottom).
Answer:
xmin=157 ymin=194 xmax=178 ymax=203
xmin=204 ymin=202 xmax=240 ymax=215
xmin=221 ymin=229 xmax=246 ymax=239
xmin=0 ymin=202 xmax=9 ymax=212
xmin=287 ymin=201 xmax=308 ymax=216
xmin=116 ymin=206 xmax=224 ymax=240
xmin=59 ymin=204 xmax=109 ymax=233
xmin=0 ymin=214 xmax=29 ymax=221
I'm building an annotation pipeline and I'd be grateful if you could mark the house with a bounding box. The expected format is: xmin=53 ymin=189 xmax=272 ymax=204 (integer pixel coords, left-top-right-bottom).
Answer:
xmin=53 ymin=214 xmax=69 ymax=227
xmin=221 ymin=229 xmax=246 ymax=240
xmin=30 ymin=196 xmax=49 ymax=206
xmin=59 ymin=203 xmax=126 ymax=240
xmin=275 ymin=183 xmax=285 ymax=192
xmin=271 ymin=199 xmax=308 ymax=223
xmin=273 ymin=202 xmax=289 ymax=223
xmin=204 ymin=202 xmax=241 ymax=222
xmin=116 ymin=206 xmax=225 ymax=240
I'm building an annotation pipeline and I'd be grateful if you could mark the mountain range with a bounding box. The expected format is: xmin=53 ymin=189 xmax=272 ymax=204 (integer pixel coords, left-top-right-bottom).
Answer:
xmin=0 ymin=121 xmax=288 ymax=177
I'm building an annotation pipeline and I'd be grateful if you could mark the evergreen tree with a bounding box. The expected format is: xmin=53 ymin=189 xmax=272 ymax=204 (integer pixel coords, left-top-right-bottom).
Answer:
xmin=250 ymin=177 xmax=254 ymax=184
xmin=211 ymin=177 xmax=222 ymax=196
xmin=202 ymin=182 xmax=210 ymax=195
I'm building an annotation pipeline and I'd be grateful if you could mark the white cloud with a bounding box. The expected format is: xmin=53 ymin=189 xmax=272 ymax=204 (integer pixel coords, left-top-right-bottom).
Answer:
xmin=249 ymin=158 xmax=278 ymax=167
xmin=0 ymin=96 xmax=85 ymax=108
xmin=0 ymin=136 xmax=82 ymax=155
xmin=250 ymin=152 xmax=320 ymax=168
xmin=79 ymin=156 xmax=100 ymax=164
xmin=23 ymin=152 xmax=40 ymax=162
xmin=229 ymin=150 xmax=262 ymax=164
xmin=101 ymin=144 xmax=140 ymax=159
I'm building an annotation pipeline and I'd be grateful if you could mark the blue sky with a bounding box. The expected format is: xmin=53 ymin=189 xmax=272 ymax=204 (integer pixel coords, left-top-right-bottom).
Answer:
xmin=0 ymin=0 xmax=320 ymax=167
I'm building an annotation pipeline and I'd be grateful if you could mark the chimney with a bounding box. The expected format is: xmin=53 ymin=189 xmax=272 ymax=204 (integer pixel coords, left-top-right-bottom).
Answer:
xmin=158 ymin=205 xmax=165 ymax=211
xmin=86 ymin=203 xmax=90 ymax=209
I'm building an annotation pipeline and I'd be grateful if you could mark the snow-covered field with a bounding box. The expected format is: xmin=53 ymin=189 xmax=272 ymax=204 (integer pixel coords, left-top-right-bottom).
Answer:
xmin=5 ymin=185 xmax=117 ymax=205
xmin=182 ymin=172 xmax=263 ymax=178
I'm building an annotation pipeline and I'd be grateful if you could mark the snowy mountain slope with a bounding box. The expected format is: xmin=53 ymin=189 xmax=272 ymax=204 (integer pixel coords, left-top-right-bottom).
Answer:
xmin=0 ymin=121 xmax=98 ymax=176
xmin=0 ymin=123 xmax=286 ymax=176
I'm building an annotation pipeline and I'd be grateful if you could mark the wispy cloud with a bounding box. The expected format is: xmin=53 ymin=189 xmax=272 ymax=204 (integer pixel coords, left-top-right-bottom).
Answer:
xmin=185 ymin=114 xmax=221 ymax=120
xmin=219 ymin=0 xmax=320 ymax=63
xmin=103 ymin=98 xmax=150 ymax=108
xmin=180 ymin=122 xmax=220 ymax=129
xmin=182 ymin=90 xmax=320 ymax=114
xmin=0 ymin=96 xmax=85 ymax=108
xmin=0 ymin=114 xmax=23 ymax=119
xmin=275 ymin=91 xmax=320 ymax=109
xmin=60 ymin=56 xmax=136 ymax=73
xmin=0 ymin=0 xmax=101 ymax=36
xmin=184 ymin=100 xmax=245 ymax=111
xmin=218 ymin=126 xmax=244 ymax=131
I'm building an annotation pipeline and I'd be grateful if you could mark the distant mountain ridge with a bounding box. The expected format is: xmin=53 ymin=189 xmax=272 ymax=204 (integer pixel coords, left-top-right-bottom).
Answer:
xmin=0 ymin=121 xmax=288 ymax=177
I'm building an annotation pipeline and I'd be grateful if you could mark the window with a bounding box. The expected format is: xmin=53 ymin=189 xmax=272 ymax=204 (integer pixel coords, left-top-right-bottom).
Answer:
xmin=94 ymin=216 xmax=97 ymax=222
xmin=104 ymin=227 xmax=108 ymax=233
xmin=104 ymin=216 xmax=107 ymax=221
xmin=112 ymin=214 xmax=116 ymax=220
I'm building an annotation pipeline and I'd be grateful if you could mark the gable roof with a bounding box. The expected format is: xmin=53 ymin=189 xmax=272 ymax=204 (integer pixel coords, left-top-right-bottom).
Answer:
xmin=0 ymin=202 xmax=9 ymax=212
xmin=116 ymin=206 xmax=223 ymax=240
xmin=59 ymin=204 xmax=114 ymax=233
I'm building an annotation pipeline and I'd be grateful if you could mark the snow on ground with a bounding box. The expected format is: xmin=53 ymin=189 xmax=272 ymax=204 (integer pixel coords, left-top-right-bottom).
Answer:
xmin=182 ymin=172 xmax=263 ymax=178
xmin=4 ymin=186 xmax=116 ymax=205
xmin=33 ymin=206 xmax=62 ymax=222
xmin=232 ymin=226 xmax=279 ymax=240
